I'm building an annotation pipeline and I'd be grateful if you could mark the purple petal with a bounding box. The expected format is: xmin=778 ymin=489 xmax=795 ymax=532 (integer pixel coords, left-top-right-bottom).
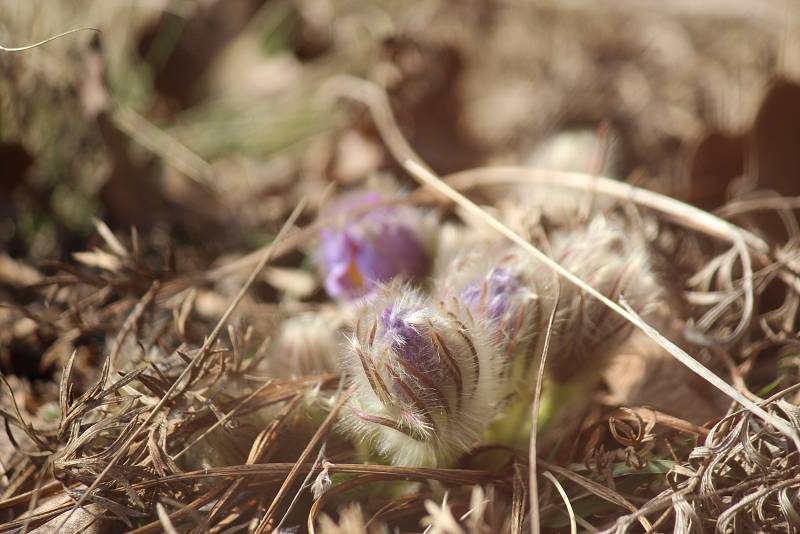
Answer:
xmin=318 ymin=191 xmax=430 ymax=300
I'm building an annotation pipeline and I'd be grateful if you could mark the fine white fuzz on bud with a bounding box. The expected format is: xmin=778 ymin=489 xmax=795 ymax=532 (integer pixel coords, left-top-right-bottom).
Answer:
xmin=436 ymin=245 xmax=554 ymax=391
xmin=435 ymin=215 xmax=663 ymax=388
xmin=342 ymin=283 xmax=505 ymax=467
xmin=269 ymin=310 xmax=346 ymax=378
xmin=546 ymin=216 xmax=663 ymax=381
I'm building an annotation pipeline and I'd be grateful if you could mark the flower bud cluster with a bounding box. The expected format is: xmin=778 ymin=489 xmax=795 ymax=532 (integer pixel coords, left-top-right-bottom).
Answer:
xmin=435 ymin=245 xmax=553 ymax=393
xmin=325 ymin=188 xmax=663 ymax=466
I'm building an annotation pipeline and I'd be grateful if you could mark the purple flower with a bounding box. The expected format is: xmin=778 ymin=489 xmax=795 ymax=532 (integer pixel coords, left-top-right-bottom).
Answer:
xmin=443 ymin=251 xmax=538 ymax=363
xmin=318 ymin=191 xmax=431 ymax=300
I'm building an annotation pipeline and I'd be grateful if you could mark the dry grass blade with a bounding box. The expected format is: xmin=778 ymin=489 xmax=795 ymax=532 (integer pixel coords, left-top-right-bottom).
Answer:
xmin=444 ymin=167 xmax=769 ymax=253
xmin=254 ymin=384 xmax=355 ymax=533
xmin=52 ymin=200 xmax=307 ymax=531
xmin=155 ymin=502 xmax=179 ymax=534
xmin=403 ymin=159 xmax=800 ymax=454
xmin=538 ymin=460 xmax=649 ymax=530
xmin=512 ymin=464 xmax=527 ymax=534
xmin=274 ymin=444 xmax=327 ymax=532
xmin=542 ymin=471 xmax=576 ymax=534
xmin=208 ymin=393 xmax=304 ymax=525
xmin=530 ymin=283 xmax=560 ymax=534
xmin=89 ymin=218 xmax=129 ymax=258
xmin=123 ymin=463 xmax=497 ymax=491
xmin=0 ymin=27 xmax=99 ymax=52
xmin=308 ymin=474 xmax=387 ymax=534
xmin=127 ymin=487 xmax=225 ymax=534
xmin=0 ymin=374 xmax=49 ymax=452
xmin=112 ymin=108 xmax=215 ymax=186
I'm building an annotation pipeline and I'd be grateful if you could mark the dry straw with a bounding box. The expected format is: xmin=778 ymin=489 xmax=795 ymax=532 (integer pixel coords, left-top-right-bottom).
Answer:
xmin=53 ymin=201 xmax=307 ymax=531
xmin=0 ymin=27 xmax=99 ymax=52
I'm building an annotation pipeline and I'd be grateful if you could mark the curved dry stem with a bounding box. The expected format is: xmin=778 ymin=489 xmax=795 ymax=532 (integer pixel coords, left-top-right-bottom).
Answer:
xmin=543 ymin=471 xmax=577 ymax=534
xmin=0 ymin=27 xmax=99 ymax=52
xmin=530 ymin=279 xmax=560 ymax=534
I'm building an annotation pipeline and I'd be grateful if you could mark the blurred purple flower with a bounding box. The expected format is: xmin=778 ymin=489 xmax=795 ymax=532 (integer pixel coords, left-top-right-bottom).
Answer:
xmin=318 ymin=191 xmax=430 ymax=300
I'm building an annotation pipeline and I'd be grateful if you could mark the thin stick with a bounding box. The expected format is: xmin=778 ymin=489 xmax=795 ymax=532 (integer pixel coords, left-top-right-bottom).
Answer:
xmin=403 ymin=159 xmax=800 ymax=453
xmin=253 ymin=384 xmax=356 ymax=533
xmin=53 ymin=200 xmax=307 ymax=531
xmin=530 ymin=286 xmax=560 ymax=534
xmin=543 ymin=471 xmax=576 ymax=534
xmin=0 ymin=28 xmax=99 ymax=52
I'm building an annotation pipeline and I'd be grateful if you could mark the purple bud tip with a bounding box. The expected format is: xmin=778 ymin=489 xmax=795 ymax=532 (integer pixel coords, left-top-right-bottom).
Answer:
xmin=461 ymin=267 xmax=522 ymax=321
xmin=319 ymin=192 xmax=430 ymax=300
xmin=380 ymin=304 xmax=441 ymax=378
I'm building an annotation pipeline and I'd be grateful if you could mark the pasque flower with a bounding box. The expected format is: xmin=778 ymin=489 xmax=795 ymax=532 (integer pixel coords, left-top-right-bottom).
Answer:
xmin=545 ymin=216 xmax=663 ymax=382
xmin=342 ymin=210 xmax=662 ymax=466
xmin=342 ymin=282 xmax=504 ymax=467
xmin=318 ymin=191 xmax=433 ymax=300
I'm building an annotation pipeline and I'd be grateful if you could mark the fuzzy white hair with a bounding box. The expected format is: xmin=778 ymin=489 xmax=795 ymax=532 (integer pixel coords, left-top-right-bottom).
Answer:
xmin=269 ymin=310 xmax=347 ymax=377
xmin=545 ymin=215 xmax=663 ymax=381
xmin=434 ymin=214 xmax=663 ymax=388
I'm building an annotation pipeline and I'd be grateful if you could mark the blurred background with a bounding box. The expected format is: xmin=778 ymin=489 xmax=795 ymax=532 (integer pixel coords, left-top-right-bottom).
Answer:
xmin=3 ymin=2 xmax=800 ymax=530
xmin=2 ymin=0 xmax=799 ymax=269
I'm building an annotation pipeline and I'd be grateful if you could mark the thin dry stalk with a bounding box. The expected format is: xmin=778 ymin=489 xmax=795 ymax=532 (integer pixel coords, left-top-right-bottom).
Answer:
xmin=254 ymin=384 xmax=355 ymax=533
xmin=529 ymin=283 xmax=560 ymax=534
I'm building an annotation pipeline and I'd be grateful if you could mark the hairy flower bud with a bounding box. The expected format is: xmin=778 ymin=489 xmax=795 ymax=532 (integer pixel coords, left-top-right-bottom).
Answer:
xmin=317 ymin=191 xmax=433 ymax=300
xmin=342 ymin=283 xmax=504 ymax=466
xmin=269 ymin=310 xmax=346 ymax=377
xmin=437 ymin=246 xmax=552 ymax=392
xmin=546 ymin=216 xmax=663 ymax=381
xmin=436 ymin=215 xmax=663 ymax=388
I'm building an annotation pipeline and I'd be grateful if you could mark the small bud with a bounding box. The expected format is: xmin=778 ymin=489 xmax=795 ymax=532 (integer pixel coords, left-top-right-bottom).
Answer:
xmin=317 ymin=191 xmax=433 ymax=300
xmin=269 ymin=310 xmax=346 ymax=377
xmin=546 ymin=216 xmax=663 ymax=381
xmin=437 ymin=245 xmax=552 ymax=389
xmin=436 ymin=215 xmax=663 ymax=388
xmin=342 ymin=282 xmax=504 ymax=466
